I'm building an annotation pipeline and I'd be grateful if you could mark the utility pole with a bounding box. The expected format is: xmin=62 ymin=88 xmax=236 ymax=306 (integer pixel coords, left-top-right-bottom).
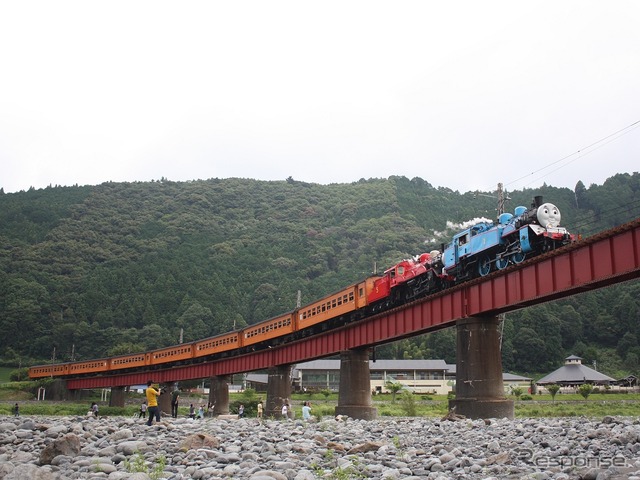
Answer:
xmin=474 ymin=183 xmax=510 ymax=218
xmin=497 ymin=183 xmax=506 ymax=216
xmin=498 ymin=313 xmax=506 ymax=351
xmin=296 ymin=290 xmax=301 ymax=309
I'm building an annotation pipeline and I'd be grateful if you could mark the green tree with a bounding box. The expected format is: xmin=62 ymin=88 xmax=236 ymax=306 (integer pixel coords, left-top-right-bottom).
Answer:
xmin=546 ymin=384 xmax=560 ymax=404
xmin=578 ymin=383 xmax=594 ymax=400
xmin=107 ymin=343 xmax=146 ymax=356
xmin=574 ymin=181 xmax=588 ymax=209
xmin=399 ymin=391 xmax=417 ymax=416
xmin=617 ymin=332 xmax=638 ymax=358
xmin=385 ymin=380 xmax=404 ymax=403
xmin=511 ymin=327 xmax=547 ymax=373
xmin=177 ymin=302 xmax=214 ymax=342
xmin=509 ymin=386 xmax=523 ymax=400
xmin=10 ymin=367 xmax=29 ymax=381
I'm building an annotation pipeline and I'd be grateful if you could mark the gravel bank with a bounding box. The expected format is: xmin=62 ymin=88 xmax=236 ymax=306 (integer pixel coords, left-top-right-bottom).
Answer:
xmin=1 ymin=414 xmax=640 ymax=479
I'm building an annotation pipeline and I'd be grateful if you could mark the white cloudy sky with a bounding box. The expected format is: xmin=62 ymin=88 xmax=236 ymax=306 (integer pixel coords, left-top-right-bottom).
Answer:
xmin=1 ymin=1 xmax=639 ymax=195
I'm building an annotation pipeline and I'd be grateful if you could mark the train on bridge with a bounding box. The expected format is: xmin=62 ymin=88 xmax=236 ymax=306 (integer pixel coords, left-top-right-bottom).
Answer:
xmin=29 ymin=196 xmax=574 ymax=379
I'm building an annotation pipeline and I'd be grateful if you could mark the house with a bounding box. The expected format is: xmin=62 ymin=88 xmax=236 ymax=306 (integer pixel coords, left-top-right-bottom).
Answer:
xmin=289 ymin=359 xmax=530 ymax=395
xmin=536 ymin=355 xmax=615 ymax=390
xmin=445 ymin=365 xmax=532 ymax=394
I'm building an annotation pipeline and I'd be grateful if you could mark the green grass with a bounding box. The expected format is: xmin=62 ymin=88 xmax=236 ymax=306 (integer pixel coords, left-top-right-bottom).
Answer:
xmin=1 ymin=385 xmax=638 ymax=419
xmin=0 ymin=367 xmax=15 ymax=384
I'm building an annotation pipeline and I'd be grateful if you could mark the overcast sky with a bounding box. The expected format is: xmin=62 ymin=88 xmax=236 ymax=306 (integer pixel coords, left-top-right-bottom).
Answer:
xmin=1 ymin=1 xmax=638 ymax=195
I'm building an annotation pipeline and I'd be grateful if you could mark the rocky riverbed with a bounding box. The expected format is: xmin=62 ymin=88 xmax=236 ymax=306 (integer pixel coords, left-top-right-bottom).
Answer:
xmin=1 ymin=414 xmax=640 ymax=480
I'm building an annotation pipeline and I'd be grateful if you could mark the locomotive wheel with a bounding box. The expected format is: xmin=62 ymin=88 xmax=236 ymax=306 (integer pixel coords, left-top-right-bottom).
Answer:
xmin=478 ymin=256 xmax=491 ymax=276
xmin=511 ymin=251 xmax=526 ymax=264
xmin=496 ymin=256 xmax=509 ymax=270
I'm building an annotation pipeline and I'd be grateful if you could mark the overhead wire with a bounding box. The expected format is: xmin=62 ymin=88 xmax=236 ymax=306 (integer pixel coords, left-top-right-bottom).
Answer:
xmin=477 ymin=119 xmax=640 ymax=194
xmin=571 ymin=197 xmax=640 ymax=234
xmin=516 ymin=124 xmax=640 ymax=190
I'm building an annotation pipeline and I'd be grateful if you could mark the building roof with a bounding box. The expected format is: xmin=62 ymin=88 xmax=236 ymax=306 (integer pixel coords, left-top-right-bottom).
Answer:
xmin=536 ymin=363 xmax=615 ymax=385
xmin=246 ymin=373 xmax=268 ymax=384
xmin=245 ymin=360 xmax=530 ymax=385
xmin=293 ymin=359 xmax=450 ymax=371
xmin=444 ymin=365 xmax=530 ymax=381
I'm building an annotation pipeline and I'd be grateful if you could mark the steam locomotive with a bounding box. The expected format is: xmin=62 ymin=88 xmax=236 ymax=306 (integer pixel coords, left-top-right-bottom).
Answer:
xmin=29 ymin=196 xmax=574 ymax=379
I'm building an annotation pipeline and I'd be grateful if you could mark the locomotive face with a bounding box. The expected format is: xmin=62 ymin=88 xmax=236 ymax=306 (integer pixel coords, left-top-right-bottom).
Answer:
xmin=536 ymin=203 xmax=561 ymax=228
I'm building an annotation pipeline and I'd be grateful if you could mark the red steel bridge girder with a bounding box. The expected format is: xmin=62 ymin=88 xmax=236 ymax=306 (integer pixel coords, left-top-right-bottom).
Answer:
xmin=66 ymin=219 xmax=640 ymax=390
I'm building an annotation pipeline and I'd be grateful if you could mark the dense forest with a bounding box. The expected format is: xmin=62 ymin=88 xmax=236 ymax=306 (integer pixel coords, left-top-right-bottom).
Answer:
xmin=1 ymin=174 xmax=639 ymax=379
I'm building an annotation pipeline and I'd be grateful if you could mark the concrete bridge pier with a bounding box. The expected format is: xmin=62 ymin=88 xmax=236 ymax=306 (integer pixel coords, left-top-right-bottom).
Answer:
xmin=209 ymin=375 xmax=231 ymax=415
xmin=449 ymin=316 xmax=514 ymax=419
xmin=266 ymin=365 xmax=291 ymax=419
xmin=335 ymin=349 xmax=377 ymax=420
xmin=158 ymin=384 xmax=172 ymax=415
xmin=109 ymin=386 xmax=126 ymax=408
xmin=49 ymin=379 xmax=69 ymax=401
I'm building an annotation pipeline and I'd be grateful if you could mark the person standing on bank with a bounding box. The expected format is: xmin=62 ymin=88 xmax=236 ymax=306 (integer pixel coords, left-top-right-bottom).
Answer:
xmin=170 ymin=388 xmax=180 ymax=418
xmin=91 ymin=401 xmax=99 ymax=419
xmin=302 ymin=401 xmax=311 ymax=421
xmin=145 ymin=380 xmax=162 ymax=426
xmin=139 ymin=401 xmax=147 ymax=419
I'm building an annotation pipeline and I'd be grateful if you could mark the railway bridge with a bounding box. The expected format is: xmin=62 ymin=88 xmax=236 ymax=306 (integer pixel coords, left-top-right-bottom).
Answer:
xmin=54 ymin=219 xmax=640 ymax=419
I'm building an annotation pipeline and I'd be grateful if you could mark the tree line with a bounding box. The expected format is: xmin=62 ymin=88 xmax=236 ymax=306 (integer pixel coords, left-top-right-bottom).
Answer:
xmin=1 ymin=173 xmax=639 ymax=379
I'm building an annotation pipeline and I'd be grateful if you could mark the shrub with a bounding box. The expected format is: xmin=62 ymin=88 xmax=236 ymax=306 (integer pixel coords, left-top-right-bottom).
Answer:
xmin=9 ymin=368 xmax=30 ymax=382
xmin=546 ymin=384 xmax=560 ymax=404
xmin=510 ymin=386 xmax=524 ymax=400
xmin=399 ymin=391 xmax=417 ymax=416
xmin=578 ymin=384 xmax=594 ymax=400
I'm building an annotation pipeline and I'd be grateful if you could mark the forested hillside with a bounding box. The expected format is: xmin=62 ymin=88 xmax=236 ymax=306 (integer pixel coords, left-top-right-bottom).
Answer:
xmin=1 ymin=174 xmax=639 ymax=378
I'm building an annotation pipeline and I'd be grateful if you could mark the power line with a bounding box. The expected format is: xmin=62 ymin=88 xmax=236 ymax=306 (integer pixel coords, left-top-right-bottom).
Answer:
xmin=477 ymin=119 xmax=640 ymax=194
xmin=515 ymin=123 xmax=640 ymax=190
xmin=571 ymin=197 xmax=640 ymax=233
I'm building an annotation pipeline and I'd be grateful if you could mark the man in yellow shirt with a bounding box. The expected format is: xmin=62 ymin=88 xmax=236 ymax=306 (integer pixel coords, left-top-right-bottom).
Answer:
xmin=145 ymin=380 xmax=161 ymax=426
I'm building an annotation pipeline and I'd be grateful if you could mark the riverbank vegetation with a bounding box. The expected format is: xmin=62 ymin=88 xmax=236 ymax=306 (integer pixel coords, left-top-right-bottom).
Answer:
xmin=1 ymin=388 xmax=638 ymax=419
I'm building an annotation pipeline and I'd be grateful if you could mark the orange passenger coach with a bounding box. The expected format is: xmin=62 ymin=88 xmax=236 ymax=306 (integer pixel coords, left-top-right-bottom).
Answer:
xmin=110 ymin=353 xmax=146 ymax=370
xmin=194 ymin=332 xmax=240 ymax=358
xmin=68 ymin=359 xmax=109 ymax=375
xmin=297 ymin=278 xmax=377 ymax=331
xmin=243 ymin=312 xmax=295 ymax=347
xmin=149 ymin=344 xmax=194 ymax=365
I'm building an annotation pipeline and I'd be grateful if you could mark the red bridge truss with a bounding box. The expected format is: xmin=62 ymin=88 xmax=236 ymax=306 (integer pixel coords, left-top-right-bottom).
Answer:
xmin=68 ymin=219 xmax=640 ymax=389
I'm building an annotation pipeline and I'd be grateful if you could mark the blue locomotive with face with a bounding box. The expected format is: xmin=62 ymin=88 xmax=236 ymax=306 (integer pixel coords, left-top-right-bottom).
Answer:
xmin=442 ymin=196 xmax=574 ymax=281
